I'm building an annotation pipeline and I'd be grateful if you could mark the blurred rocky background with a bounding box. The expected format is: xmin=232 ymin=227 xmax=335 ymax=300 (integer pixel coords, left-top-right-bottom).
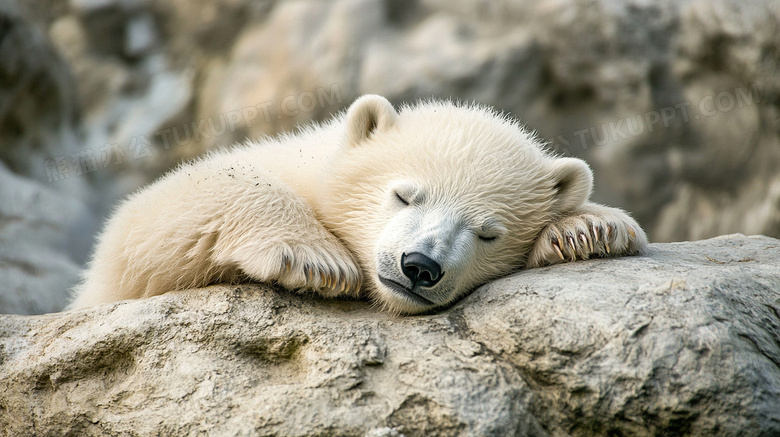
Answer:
xmin=1 ymin=0 xmax=779 ymax=314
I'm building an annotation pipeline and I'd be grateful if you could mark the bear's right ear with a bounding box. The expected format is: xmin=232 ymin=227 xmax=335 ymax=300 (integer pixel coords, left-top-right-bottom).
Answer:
xmin=345 ymin=95 xmax=398 ymax=147
xmin=548 ymin=157 xmax=593 ymax=213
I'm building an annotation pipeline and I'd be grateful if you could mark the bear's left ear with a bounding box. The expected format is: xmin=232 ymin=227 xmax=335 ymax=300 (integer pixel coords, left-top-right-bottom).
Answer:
xmin=548 ymin=157 xmax=593 ymax=213
xmin=345 ymin=94 xmax=398 ymax=147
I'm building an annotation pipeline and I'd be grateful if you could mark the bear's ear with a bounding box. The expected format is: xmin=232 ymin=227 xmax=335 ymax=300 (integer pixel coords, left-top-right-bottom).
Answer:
xmin=548 ymin=157 xmax=593 ymax=213
xmin=345 ymin=95 xmax=398 ymax=147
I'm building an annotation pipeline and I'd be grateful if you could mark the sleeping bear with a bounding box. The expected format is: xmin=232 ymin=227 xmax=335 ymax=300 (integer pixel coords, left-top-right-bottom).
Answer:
xmin=69 ymin=95 xmax=647 ymax=314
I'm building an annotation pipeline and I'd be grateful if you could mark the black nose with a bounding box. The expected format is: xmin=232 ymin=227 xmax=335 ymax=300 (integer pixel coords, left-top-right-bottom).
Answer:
xmin=401 ymin=252 xmax=444 ymax=288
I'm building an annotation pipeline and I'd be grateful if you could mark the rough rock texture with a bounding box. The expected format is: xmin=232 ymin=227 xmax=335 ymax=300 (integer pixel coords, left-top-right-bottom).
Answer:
xmin=1 ymin=235 xmax=779 ymax=436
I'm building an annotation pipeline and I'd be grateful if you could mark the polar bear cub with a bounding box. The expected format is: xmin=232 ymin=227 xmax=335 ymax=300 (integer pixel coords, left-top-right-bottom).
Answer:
xmin=70 ymin=95 xmax=647 ymax=314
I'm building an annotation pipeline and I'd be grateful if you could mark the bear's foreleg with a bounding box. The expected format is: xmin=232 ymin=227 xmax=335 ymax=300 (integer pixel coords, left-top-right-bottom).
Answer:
xmin=70 ymin=164 xmax=362 ymax=309
xmin=207 ymin=182 xmax=363 ymax=298
xmin=526 ymin=202 xmax=648 ymax=268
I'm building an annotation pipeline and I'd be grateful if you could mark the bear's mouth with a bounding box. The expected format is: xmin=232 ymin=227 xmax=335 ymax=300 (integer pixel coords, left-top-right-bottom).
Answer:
xmin=377 ymin=276 xmax=435 ymax=306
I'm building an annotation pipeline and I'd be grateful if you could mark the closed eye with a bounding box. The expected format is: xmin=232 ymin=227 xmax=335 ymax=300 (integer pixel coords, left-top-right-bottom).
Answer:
xmin=395 ymin=191 xmax=410 ymax=206
xmin=478 ymin=220 xmax=505 ymax=243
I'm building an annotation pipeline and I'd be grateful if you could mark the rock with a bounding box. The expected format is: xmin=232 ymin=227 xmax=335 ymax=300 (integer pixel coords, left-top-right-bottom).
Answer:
xmin=0 ymin=0 xmax=82 ymax=186
xmin=0 ymin=162 xmax=93 ymax=315
xmin=0 ymin=2 xmax=100 ymax=314
xmin=14 ymin=0 xmax=194 ymax=197
xmin=1 ymin=235 xmax=778 ymax=436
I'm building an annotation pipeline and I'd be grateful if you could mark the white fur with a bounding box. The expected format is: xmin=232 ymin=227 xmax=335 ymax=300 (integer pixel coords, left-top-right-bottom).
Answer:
xmin=70 ymin=95 xmax=647 ymax=314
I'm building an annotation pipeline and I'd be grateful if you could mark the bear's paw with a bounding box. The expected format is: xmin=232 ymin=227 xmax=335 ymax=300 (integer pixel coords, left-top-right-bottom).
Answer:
xmin=235 ymin=241 xmax=363 ymax=298
xmin=527 ymin=204 xmax=648 ymax=268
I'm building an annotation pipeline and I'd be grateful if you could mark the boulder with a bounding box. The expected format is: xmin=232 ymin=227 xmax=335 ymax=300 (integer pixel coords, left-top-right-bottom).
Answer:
xmin=1 ymin=234 xmax=778 ymax=436
xmin=0 ymin=163 xmax=92 ymax=315
xmin=0 ymin=3 xmax=97 ymax=314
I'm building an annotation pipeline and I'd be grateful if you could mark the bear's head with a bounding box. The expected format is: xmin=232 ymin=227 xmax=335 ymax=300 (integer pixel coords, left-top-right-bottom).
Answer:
xmin=319 ymin=95 xmax=593 ymax=314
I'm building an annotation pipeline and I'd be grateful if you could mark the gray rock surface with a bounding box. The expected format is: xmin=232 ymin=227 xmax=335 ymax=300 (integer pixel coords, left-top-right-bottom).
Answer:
xmin=0 ymin=0 xmax=82 ymax=186
xmin=1 ymin=235 xmax=778 ymax=436
xmin=0 ymin=2 xmax=98 ymax=314
xmin=0 ymin=163 xmax=93 ymax=315
xmin=0 ymin=5 xmax=95 ymax=312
